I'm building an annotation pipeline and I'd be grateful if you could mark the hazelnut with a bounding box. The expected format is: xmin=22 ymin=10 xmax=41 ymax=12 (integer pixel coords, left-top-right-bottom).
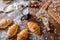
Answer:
xmin=33 ymin=1 xmax=38 ymax=4
xmin=31 ymin=5 xmax=34 ymax=8
xmin=28 ymin=1 xmax=32 ymax=7
xmin=28 ymin=1 xmax=40 ymax=8
xmin=34 ymin=4 xmax=38 ymax=8
xmin=19 ymin=4 xmax=24 ymax=8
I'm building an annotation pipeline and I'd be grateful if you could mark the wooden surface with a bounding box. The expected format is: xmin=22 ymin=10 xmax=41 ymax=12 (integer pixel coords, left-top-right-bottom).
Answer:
xmin=47 ymin=0 xmax=60 ymax=33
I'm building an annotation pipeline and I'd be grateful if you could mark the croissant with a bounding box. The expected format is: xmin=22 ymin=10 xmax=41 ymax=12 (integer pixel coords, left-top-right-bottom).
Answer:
xmin=27 ymin=21 xmax=41 ymax=35
xmin=6 ymin=23 xmax=18 ymax=38
xmin=0 ymin=18 xmax=12 ymax=29
xmin=17 ymin=29 xmax=28 ymax=40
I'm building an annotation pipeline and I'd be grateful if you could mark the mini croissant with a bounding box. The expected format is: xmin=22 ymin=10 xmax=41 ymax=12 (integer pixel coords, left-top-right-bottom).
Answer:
xmin=27 ymin=21 xmax=41 ymax=35
xmin=6 ymin=23 xmax=18 ymax=38
xmin=0 ymin=18 xmax=12 ymax=29
xmin=17 ymin=29 xmax=28 ymax=40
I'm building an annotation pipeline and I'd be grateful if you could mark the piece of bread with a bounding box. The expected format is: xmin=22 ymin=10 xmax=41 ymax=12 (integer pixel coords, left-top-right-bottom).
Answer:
xmin=27 ymin=21 xmax=41 ymax=35
xmin=17 ymin=29 xmax=28 ymax=40
xmin=0 ymin=18 xmax=12 ymax=29
xmin=6 ymin=23 xmax=18 ymax=38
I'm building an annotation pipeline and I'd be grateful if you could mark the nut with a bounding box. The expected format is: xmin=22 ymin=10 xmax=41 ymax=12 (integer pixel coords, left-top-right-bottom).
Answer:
xmin=28 ymin=1 xmax=32 ymax=7
xmin=28 ymin=1 xmax=40 ymax=8
xmin=19 ymin=4 xmax=24 ymax=8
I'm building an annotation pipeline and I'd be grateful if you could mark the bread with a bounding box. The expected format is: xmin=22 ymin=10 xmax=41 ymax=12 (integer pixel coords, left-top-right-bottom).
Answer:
xmin=27 ymin=21 xmax=41 ymax=35
xmin=17 ymin=29 xmax=28 ymax=40
xmin=0 ymin=18 xmax=12 ymax=29
xmin=6 ymin=23 xmax=18 ymax=38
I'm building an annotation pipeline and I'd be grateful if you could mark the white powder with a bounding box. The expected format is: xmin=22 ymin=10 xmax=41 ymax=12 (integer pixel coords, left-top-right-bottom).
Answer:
xmin=13 ymin=16 xmax=21 ymax=25
xmin=0 ymin=31 xmax=6 ymax=40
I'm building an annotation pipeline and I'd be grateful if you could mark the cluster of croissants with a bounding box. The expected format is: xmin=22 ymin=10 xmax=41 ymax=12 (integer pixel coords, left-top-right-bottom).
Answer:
xmin=0 ymin=18 xmax=41 ymax=40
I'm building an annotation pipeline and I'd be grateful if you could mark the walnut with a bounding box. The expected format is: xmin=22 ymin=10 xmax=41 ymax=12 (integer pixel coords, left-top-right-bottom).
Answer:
xmin=6 ymin=24 xmax=18 ymax=38
xmin=0 ymin=18 xmax=12 ymax=29
xmin=17 ymin=29 xmax=28 ymax=40
xmin=27 ymin=21 xmax=41 ymax=35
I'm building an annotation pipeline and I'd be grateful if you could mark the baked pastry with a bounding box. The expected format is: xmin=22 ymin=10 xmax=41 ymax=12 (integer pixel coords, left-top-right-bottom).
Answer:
xmin=6 ymin=23 xmax=18 ymax=38
xmin=17 ymin=29 xmax=28 ymax=40
xmin=0 ymin=18 xmax=12 ymax=29
xmin=27 ymin=21 xmax=41 ymax=35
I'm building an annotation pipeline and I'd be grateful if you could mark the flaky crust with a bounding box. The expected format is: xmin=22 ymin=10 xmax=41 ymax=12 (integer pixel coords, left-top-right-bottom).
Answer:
xmin=17 ymin=29 xmax=28 ymax=40
xmin=6 ymin=24 xmax=18 ymax=38
xmin=27 ymin=21 xmax=41 ymax=35
xmin=0 ymin=18 xmax=12 ymax=29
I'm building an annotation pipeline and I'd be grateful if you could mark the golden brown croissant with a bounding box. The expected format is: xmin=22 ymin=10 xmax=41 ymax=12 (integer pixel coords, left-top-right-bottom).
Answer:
xmin=27 ymin=21 xmax=41 ymax=35
xmin=6 ymin=23 xmax=18 ymax=38
xmin=17 ymin=29 xmax=28 ymax=40
xmin=0 ymin=18 xmax=12 ymax=29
